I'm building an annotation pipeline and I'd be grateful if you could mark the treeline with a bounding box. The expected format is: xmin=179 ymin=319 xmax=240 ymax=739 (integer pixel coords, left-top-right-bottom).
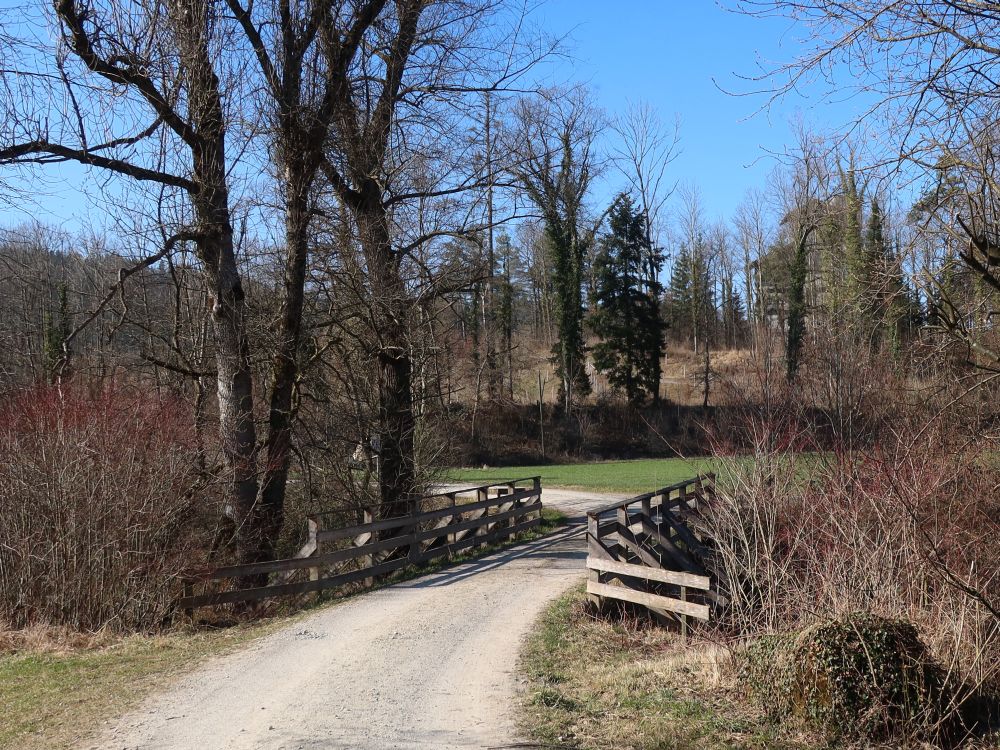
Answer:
xmin=3 ymin=0 xmax=1000 ymax=633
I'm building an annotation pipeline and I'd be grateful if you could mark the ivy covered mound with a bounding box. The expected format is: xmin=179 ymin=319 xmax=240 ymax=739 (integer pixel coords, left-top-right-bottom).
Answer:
xmin=740 ymin=614 xmax=955 ymax=744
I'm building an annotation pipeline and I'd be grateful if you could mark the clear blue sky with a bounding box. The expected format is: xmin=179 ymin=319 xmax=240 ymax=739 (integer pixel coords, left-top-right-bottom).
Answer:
xmin=532 ymin=0 xmax=856 ymax=224
xmin=0 ymin=1 xmax=861 ymax=233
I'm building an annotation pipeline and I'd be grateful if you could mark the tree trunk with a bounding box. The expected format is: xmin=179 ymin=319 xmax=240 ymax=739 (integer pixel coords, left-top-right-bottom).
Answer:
xmin=357 ymin=197 xmax=417 ymax=521
xmin=257 ymin=166 xmax=311 ymax=559
xmin=180 ymin=2 xmax=261 ymax=568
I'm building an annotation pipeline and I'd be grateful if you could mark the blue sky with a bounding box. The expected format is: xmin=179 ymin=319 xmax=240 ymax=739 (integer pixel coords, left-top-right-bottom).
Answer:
xmin=532 ymin=1 xmax=859 ymax=224
xmin=0 ymin=1 xmax=862 ymax=234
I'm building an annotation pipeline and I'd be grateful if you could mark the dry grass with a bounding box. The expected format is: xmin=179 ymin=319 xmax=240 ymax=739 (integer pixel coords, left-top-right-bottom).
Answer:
xmin=518 ymin=586 xmax=807 ymax=750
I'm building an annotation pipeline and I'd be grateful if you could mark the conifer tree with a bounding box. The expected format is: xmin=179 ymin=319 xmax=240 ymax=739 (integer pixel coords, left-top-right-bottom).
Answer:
xmin=43 ymin=282 xmax=71 ymax=381
xmin=591 ymin=194 xmax=666 ymax=405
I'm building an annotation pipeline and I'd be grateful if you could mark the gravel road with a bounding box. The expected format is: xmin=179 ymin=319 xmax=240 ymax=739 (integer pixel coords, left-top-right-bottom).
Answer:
xmin=96 ymin=487 xmax=624 ymax=750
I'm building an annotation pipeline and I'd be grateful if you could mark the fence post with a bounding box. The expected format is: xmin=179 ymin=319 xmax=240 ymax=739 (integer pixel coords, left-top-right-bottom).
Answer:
xmin=680 ymin=585 xmax=688 ymax=640
xmin=446 ymin=492 xmax=457 ymax=554
xmin=587 ymin=514 xmax=602 ymax=608
xmin=408 ymin=503 xmax=419 ymax=566
xmin=475 ymin=486 xmax=488 ymax=549
xmin=182 ymin=579 xmax=194 ymax=619
xmin=496 ymin=484 xmax=512 ymax=540
xmin=362 ymin=508 xmax=374 ymax=587
xmin=308 ymin=518 xmax=320 ymax=582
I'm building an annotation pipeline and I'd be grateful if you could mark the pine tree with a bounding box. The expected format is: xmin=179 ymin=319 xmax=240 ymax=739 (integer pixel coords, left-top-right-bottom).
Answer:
xmin=591 ymin=194 xmax=666 ymax=405
xmin=864 ymin=196 xmax=888 ymax=349
xmin=43 ymin=282 xmax=71 ymax=381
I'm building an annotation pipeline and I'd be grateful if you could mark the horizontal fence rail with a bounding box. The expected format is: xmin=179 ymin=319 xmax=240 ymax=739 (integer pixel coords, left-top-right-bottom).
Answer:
xmin=180 ymin=477 xmax=543 ymax=610
xmin=586 ymin=474 xmax=721 ymax=633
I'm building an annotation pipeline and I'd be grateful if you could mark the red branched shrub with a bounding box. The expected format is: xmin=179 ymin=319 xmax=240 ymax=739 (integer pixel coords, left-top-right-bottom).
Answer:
xmin=0 ymin=382 xmax=218 ymax=631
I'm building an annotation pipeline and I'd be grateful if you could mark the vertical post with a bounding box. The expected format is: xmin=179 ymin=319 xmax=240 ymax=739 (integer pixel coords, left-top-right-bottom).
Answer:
xmin=446 ymin=492 xmax=457 ymax=554
xmin=183 ymin=579 xmax=194 ymax=619
xmin=616 ymin=506 xmax=629 ymax=562
xmin=308 ymin=518 xmax=320 ymax=582
xmin=533 ymin=476 xmax=541 ymax=522
xmin=408 ymin=501 xmax=419 ymax=566
xmin=362 ymin=508 xmax=374 ymax=587
xmin=496 ymin=484 xmax=511 ymax=540
xmin=587 ymin=513 xmax=602 ymax=609
xmin=475 ymin=487 xmax=488 ymax=549
xmin=680 ymin=586 xmax=688 ymax=640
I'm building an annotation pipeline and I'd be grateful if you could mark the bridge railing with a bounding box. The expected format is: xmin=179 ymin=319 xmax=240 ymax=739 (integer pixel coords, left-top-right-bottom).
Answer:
xmin=586 ymin=474 xmax=721 ymax=634
xmin=179 ymin=476 xmax=543 ymax=611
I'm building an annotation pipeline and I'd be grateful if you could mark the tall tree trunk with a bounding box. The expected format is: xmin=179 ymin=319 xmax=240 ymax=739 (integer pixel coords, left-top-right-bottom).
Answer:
xmin=180 ymin=0 xmax=262 ymax=566
xmin=358 ymin=197 xmax=416 ymax=520
xmin=257 ymin=165 xmax=311 ymax=559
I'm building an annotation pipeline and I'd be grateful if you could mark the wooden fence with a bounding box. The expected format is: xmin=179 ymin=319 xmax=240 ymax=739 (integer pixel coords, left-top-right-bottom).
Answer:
xmin=180 ymin=477 xmax=543 ymax=610
xmin=586 ymin=474 xmax=721 ymax=634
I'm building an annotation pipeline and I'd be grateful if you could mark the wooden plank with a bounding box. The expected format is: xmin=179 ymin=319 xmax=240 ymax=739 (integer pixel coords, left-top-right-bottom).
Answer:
xmin=588 ymin=533 xmax=616 ymax=562
xmin=659 ymin=506 xmax=710 ymax=557
xmin=585 ymin=557 xmax=710 ymax=589
xmin=585 ymin=476 xmax=709 ymax=517
xmin=618 ymin=527 xmax=705 ymax=575
xmin=633 ymin=516 xmax=708 ymax=575
xmin=420 ymin=515 xmax=541 ymax=565
xmin=421 ymin=476 xmax=542 ymax=501
xmin=415 ymin=500 xmax=541 ymax=544
xmin=316 ymin=486 xmax=537 ymax=543
xmin=179 ymin=555 xmax=414 ymax=608
xmin=587 ymin=515 xmax=602 ymax=606
xmin=586 ymin=580 xmax=710 ymax=621
xmin=180 ymin=514 xmax=543 ymax=609
xmin=193 ymin=530 xmax=412 ymax=581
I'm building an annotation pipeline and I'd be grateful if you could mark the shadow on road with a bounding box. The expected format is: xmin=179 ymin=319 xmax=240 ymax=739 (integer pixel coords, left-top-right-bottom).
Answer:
xmin=395 ymin=522 xmax=586 ymax=589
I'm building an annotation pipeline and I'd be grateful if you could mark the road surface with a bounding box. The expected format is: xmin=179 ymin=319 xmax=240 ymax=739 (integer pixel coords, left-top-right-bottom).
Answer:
xmin=96 ymin=488 xmax=624 ymax=750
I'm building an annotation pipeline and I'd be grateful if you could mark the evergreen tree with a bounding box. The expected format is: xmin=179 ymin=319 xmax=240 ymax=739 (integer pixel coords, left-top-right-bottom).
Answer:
xmin=787 ymin=225 xmax=818 ymax=381
xmin=664 ymin=237 xmax=713 ymax=352
xmin=591 ymin=194 xmax=666 ymax=405
xmin=43 ymin=282 xmax=71 ymax=380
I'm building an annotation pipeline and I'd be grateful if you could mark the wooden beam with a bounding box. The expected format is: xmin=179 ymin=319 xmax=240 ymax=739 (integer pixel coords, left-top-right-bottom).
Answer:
xmin=586 ymin=557 xmax=710 ymax=590
xmin=586 ymin=580 xmax=710 ymax=621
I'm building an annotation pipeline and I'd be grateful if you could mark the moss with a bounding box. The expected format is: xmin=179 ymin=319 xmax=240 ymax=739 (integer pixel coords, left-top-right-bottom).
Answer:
xmin=741 ymin=613 xmax=950 ymax=743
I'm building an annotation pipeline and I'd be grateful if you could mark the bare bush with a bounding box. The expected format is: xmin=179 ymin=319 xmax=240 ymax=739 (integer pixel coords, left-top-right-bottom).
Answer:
xmin=703 ymin=350 xmax=1000 ymax=741
xmin=0 ymin=384 xmax=217 ymax=631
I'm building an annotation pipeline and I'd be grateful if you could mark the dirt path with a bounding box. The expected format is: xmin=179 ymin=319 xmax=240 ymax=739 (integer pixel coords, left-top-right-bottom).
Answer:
xmin=95 ymin=488 xmax=624 ymax=750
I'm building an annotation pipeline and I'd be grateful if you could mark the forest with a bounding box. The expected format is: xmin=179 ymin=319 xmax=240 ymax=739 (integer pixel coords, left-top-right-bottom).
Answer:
xmin=1 ymin=1 xmax=999 ymax=746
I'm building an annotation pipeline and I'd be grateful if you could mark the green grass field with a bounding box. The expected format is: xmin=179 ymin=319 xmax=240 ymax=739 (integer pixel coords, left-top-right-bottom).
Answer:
xmin=445 ymin=457 xmax=716 ymax=494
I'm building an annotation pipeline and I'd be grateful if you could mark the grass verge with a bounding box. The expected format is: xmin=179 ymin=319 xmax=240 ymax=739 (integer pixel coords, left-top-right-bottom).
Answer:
xmin=445 ymin=457 xmax=716 ymax=494
xmin=0 ymin=618 xmax=288 ymax=750
xmin=518 ymin=586 xmax=806 ymax=750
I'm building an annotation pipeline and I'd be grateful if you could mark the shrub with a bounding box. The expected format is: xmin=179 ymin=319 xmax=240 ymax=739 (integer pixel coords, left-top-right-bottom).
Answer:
xmin=742 ymin=613 xmax=949 ymax=743
xmin=0 ymin=383 xmax=217 ymax=631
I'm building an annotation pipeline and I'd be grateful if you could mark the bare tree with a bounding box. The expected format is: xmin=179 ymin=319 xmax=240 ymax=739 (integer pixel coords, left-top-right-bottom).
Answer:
xmin=511 ymin=87 xmax=604 ymax=410
xmin=741 ymin=1 xmax=1000 ymax=369
xmin=734 ymin=188 xmax=773 ymax=349
xmin=317 ymin=0 xmax=550 ymax=518
xmin=0 ymin=0 xmax=270 ymax=563
xmin=225 ymin=0 xmax=387 ymax=560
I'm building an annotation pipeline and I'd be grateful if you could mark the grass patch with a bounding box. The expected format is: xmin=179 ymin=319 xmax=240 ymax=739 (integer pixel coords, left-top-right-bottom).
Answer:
xmin=0 ymin=619 xmax=287 ymax=750
xmin=446 ymin=457 xmax=716 ymax=493
xmin=518 ymin=586 xmax=808 ymax=749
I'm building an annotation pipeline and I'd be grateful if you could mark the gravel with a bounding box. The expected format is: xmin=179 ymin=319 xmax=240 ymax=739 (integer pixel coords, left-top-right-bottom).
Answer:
xmin=95 ymin=488 xmax=624 ymax=750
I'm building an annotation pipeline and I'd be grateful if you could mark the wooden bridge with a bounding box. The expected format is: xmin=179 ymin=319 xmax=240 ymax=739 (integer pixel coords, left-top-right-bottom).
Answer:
xmin=585 ymin=474 xmax=723 ymax=633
